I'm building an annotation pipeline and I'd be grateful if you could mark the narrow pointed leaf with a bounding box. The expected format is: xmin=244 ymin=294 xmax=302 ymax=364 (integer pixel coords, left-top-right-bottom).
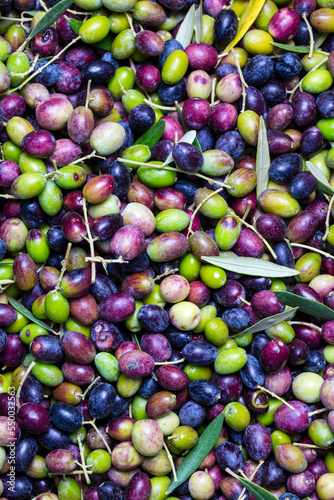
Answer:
xmin=175 ymin=4 xmax=196 ymax=49
xmin=166 ymin=411 xmax=225 ymax=495
xmin=28 ymin=0 xmax=74 ymax=40
xmin=134 ymin=120 xmax=166 ymax=148
xmin=202 ymin=256 xmax=300 ymax=278
xmin=68 ymin=18 xmax=82 ymax=34
xmin=230 ymin=307 xmax=299 ymax=338
xmin=228 ymin=471 xmax=278 ymax=500
xmin=271 ymin=42 xmax=310 ymax=53
xmin=7 ymin=296 xmax=57 ymax=333
xmin=164 ymin=130 xmax=197 ymax=165
xmin=306 ymin=161 xmax=334 ymax=196
xmin=222 ymin=0 xmax=266 ymax=54
xmin=275 ymin=292 xmax=334 ymax=321
xmin=256 ymin=116 xmax=270 ymax=198
xmin=314 ymin=32 xmax=328 ymax=49
xmin=194 ymin=0 xmax=203 ymax=44
xmin=93 ymin=34 xmax=113 ymax=50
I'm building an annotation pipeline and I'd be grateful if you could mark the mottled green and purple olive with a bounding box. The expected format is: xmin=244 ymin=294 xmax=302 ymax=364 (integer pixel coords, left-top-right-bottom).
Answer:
xmin=36 ymin=97 xmax=74 ymax=131
xmin=160 ymin=275 xmax=190 ymax=303
xmin=295 ymin=252 xmax=322 ymax=283
xmin=147 ymin=232 xmax=189 ymax=262
xmin=227 ymin=168 xmax=257 ymax=197
xmin=259 ymin=189 xmax=301 ymax=217
xmin=274 ymin=443 xmax=308 ymax=473
xmin=131 ymin=419 xmax=164 ymax=456
xmin=0 ymin=61 xmax=10 ymax=93
xmin=316 ymin=473 xmax=334 ymax=500
xmin=121 ymin=272 xmax=155 ymax=299
xmin=0 ymin=218 xmax=28 ymax=252
xmin=155 ymin=209 xmax=189 ymax=233
xmin=90 ymin=122 xmax=126 ymax=156
xmin=6 ymin=117 xmax=34 ymax=146
xmin=107 ymin=417 xmax=135 ymax=441
xmin=216 ymin=74 xmax=242 ymax=103
xmin=13 ymin=254 xmax=37 ymax=291
xmin=53 ymin=382 xmax=82 ymax=405
xmin=145 ymin=391 xmax=176 ymax=418
xmin=194 ymin=188 xmax=228 ymax=219
xmin=67 ymin=106 xmax=94 ymax=145
xmin=122 ymin=203 xmax=155 ymax=236
xmin=169 ymin=301 xmax=201 ymax=331
xmin=201 ymin=150 xmax=234 ymax=176
xmin=132 ymin=1 xmax=166 ymax=26
xmin=215 ymin=215 xmax=241 ymax=250
xmin=237 ymin=111 xmax=260 ymax=145
xmin=142 ymin=450 xmax=172 ymax=476
xmin=45 ymin=450 xmax=76 ymax=474
xmin=186 ymin=70 xmax=212 ymax=99
xmin=189 ymin=231 xmax=219 ymax=260
xmin=311 ymin=8 xmax=334 ymax=32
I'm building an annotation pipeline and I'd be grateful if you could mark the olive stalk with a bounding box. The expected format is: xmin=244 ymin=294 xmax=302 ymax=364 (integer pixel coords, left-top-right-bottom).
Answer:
xmin=55 ymin=242 xmax=72 ymax=291
xmin=81 ymin=376 xmax=101 ymax=400
xmin=163 ymin=442 xmax=178 ymax=482
xmin=154 ymin=267 xmax=179 ymax=281
xmin=231 ymin=48 xmax=248 ymax=113
xmin=235 ymin=214 xmax=278 ymax=260
xmin=70 ymin=149 xmax=106 ymax=165
xmin=257 ymin=385 xmax=296 ymax=410
xmin=89 ymin=419 xmax=112 ymax=455
xmin=242 ymin=199 xmax=253 ymax=221
xmin=308 ymin=407 xmax=328 ymax=417
xmin=288 ymin=320 xmax=321 ymax=331
xmin=143 ymin=99 xmax=177 ymax=111
xmin=288 ymin=55 xmax=329 ymax=99
xmin=322 ymin=194 xmax=334 ymax=241
xmin=38 ymin=0 xmax=49 ymax=11
xmin=82 ymin=199 xmax=97 ymax=284
xmin=292 ymin=442 xmax=329 ymax=449
xmin=290 ymin=242 xmax=334 ymax=260
xmin=16 ymin=361 xmax=36 ymax=408
xmin=11 ymin=53 xmax=39 ymax=78
xmin=155 ymin=358 xmax=185 ymax=365
xmin=187 ymin=187 xmax=224 ymax=236
xmin=211 ymin=77 xmax=217 ymax=106
xmin=128 ymin=404 xmax=132 ymax=418
xmin=77 ymin=435 xmax=91 ymax=484
xmin=302 ymin=13 xmax=314 ymax=59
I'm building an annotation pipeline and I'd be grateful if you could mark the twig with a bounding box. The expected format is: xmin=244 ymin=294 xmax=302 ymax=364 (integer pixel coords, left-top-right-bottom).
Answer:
xmin=288 ymin=56 xmax=329 ymax=99
xmin=235 ymin=215 xmax=277 ymax=260
xmin=16 ymin=361 xmax=36 ymax=407
xmin=211 ymin=77 xmax=217 ymax=106
xmin=55 ymin=242 xmax=72 ymax=291
xmin=154 ymin=268 xmax=179 ymax=281
xmin=82 ymin=200 xmax=96 ymax=284
xmin=238 ymin=296 xmax=251 ymax=306
xmin=77 ymin=436 xmax=91 ymax=484
xmin=71 ymin=149 xmax=106 ymax=165
xmin=163 ymin=442 xmax=178 ymax=482
xmin=308 ymin=407 xmax=328 ymax=417
xmin=129 ymin=404 xmax=132 ymax=419
xmin=242 ymin=200 xmax=252 ymax=221
xmin=85 ymin=80 xmax=92 ymax=108
xmin=188 ymin=188 xmax=224 ymax=236
xmin=303 ymin=13 xmax=314 ymax=59
xmin=288 ymin=321 xmax=321 ymax=331
xmin=89 ymin=420 xmax=112 ymax=455
xmin=155 ymin=358 xmax=185 ymax=365
xmin=293 ymin=442 xmax=329 ymax=449
xmin=143 ymin=99 xmax=177 ymax=111
xmin=290 ymin=243 xmax=334 ymax=260
xmin=323 ymin=194 xmax=334 ymax=241
xmin=81 ymin=376 xmax=101 ymax=400
xmin=257 ymin=385 xmax=295 ymax=410
xmin=231 ymin=48 xmax=248 ymax=113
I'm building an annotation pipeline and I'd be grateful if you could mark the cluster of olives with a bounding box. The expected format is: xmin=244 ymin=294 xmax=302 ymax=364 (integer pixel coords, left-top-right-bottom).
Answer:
xmin=0 ymin=0 xmax=334 ymax=498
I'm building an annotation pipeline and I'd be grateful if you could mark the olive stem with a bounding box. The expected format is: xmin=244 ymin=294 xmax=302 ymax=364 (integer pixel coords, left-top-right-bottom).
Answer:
xmin=77 ymin=435 xmax=91 ymax=485
xmin=38 ymin=0 xmax=49 ymax=11
xmin=238 ymin=296 xmax=251 ymax=306
xmin=211 ymin=77 xmax=217 ymax=106
xmin=128 ymin=404 xmax=132 ymax=419
xmin=231 ymin=48 xmax=248 ymax=113
xmin=302 ymin=13 xmax=314 ymax=59
xmin=163 ymin=442 xmax=178 ymax=483
xmin=89 ymin=420 xmax=112 ymax=455
xmin=129 ymin=57 xmax=136 ymax=75
xmin=81 ymin=376 xmax=101 ymax=400
xmin=257 ymin=385 xmax=296 ymax=410
xmin=0 ymin=280 xmax=15 ymax=286
xmin=55 ymin=242 xmax=72 ymax=291
xmin=117 ymin=157 xmax=231 ymax=188
xmin=288 ymin=320 xmax=321 ymax=331
xmin=125 ymin=12 xmax=135 ymax=35
xmin=82 ymin=199 xmax=96 ymax=284
xmin=155 ymin=358 xmax=185 ymax=365
xmin=11 ymin=35 xmax=82 ymax=92
xmin=16 ymin=361 xmax=36 ymax=408
xmin=71 ymin=150 xmax=106 ymax=165
xmin=143 ymin=99 xmax=177 ymax=111
xmin=11 ymin=53 xmax=40 ymax=78
xmin=85 ymin=79 xmax=92 ymax=108
xmin=242 ymin=200 xmax=253 ymax=221
xmin=235 ymin=215 xmax=278 ymax=260
xmin=154 ymin=268 xmax=179 ymax=281
xmin=290 ymin=242 xmax=334 ymax=260
xmin=293 ymin=442 xmax=329 ymax=449
xmin=322 ymin=194 xmax=334 ymax=241
xmin=0 ymin=194 xmax=18 ymax=199
xmin=288 ymin=55 xmax=329 ymax=100
xmin=187 ymin=188 xmax=224 ymax=237
xmin=308 ymin=408 xmax=329 ymax=417
xmin=85 ymin=256 xmax=129 ymax=265
xmin=133 ymin=333 xmax=158 ymax=381
xmin=48 ymin=470 xmax=93 ymax=477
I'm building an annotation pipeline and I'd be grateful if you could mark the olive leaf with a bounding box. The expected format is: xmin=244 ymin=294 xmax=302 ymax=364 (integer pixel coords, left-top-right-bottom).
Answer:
xmin=164 ymin=130 xmax=197 ymax=165
xmin=68 ymin=18 xmax=83 ymax=34
xmin=201 ymin=256 xmax=300 ymax=278
xmin=194 ymin=0 xmax=203 ymax=44
xmin=270 ymin=42 xmax=310 ymax=53
xmin=175 ymin=4 xmax=196 ymax=49
xmin=314 ymin=32 xmax=328 ymax=50
xmin=166 ymin=411 xmax=225 ymax=495
xmin=7 ymin=296 xmax=57 ymax=333
xmin=230 ymin=307 xmax=299 ymax=339
xmin=256 ymin=116 xmax=270 ymax=199
xmin=0 ymin=260 xmax=14 ymax=265
xmin=175 ymin=102 xmax=202 ymax=152
xmin=222 ymin=0 xmax=266 ymax=55
xmin=275 ymin=292 xmax=334 ymax=321
xmin=134 ymin=120 xmax=166 ymax=148
xmin=25 ymin=9 xmax=41 ymax=15
xmin=28 ymin=0 xmax=74 ymax=40
xmin=226 ymin=470 xmax=278 ymax=500
xmin=306 ymin=161 xmax=334 ymax=197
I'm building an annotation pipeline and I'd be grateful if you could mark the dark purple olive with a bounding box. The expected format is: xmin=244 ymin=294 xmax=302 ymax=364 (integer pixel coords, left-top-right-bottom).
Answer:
xmin=82 ymin=60 xmax=115 ymax=84
xmin=31 ymin=27 xmax=58 ymax=56
xmin=16 ymin=402 xmax=50 ymax=434
xmin=22 ymin=129 xmax=56 ymax=158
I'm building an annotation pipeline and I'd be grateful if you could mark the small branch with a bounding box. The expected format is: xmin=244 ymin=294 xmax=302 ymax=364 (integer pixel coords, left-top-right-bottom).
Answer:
xmin=231 ymin=48 xmax=248 ymax=113
xmin=128 ymin=404 xmax=132 ymax=419
xmin=290 ymin=242 xmax=334 ymax=260
xmin=238 ymin=296 xmax=251 ymax=306
xmin=154 ymin=268 xmax=179 ymax=281
xmin=308 ymin=407 xmax=328 ymax=417
xmin=81 ymin=376 xmax=101 ymax=400
xmin=11 ymin=54 xmax=39 ymax=78
xmin=288 ymin=321 xmax=321 ymax=331
xmin=242 ymin=200 xmax=252 ymax=221
xmin=143 ymin=99 xmax=177 ymax=111
xmin=0 ymin=194 xmax=18 ymax=199
xmin=257 ymin=385 xmax=295 ymax=410
xmin=16 ymin=361 xmax=36 ymax=408
xmin=155 ymin=358 xmax=185 ymax=365
xmin=211 ymin=77 xmax=217 ymax=106
xmin=77 ymin=436 xmax=91 ymax=484
xmin=85 ymin=80 xmax=92 ymax=108
xmin=288 ymin=56 xmax=329 ymax=100
xmin=163 ymin=442 xmax=178 ymax=482
xmin=82 ymin=200 xmax=96 ymax=284
xmin=125 ymin=12 xmax=135 ymax=33
xmin=89 ymin=420 xmax=112 ymax=455
xmin=71 ymin=150 xmax=106 ymax=165
xmin=303 ymin=13 xmax=314 ymax=59
xmin=235 ymin=215 xmax=277 ymax=260
xmin=188 ymin=188 xmax=224 ymax=237
xmin=55 ymin=242 xmax=72 ymax=291
xmin=323 ymin=194 xmax=334 ymax=241
xmin=293 ymin=442 xmax=328 ymax=449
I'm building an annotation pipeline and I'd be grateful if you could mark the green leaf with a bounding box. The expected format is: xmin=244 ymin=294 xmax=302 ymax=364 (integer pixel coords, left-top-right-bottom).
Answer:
xmin=202 ymin=256 xmax=300 ymax=278
xmin=93 ymin=34 xmax=113 ymax=51
xmin=28 ymin=0 xmax=74 ymax=40
xmin=166 ymin=411 xmax=225 ymax=495
xmin=230 ymin=307 xmax=299 ymax=339
xmin=194 ymin=0 xmax=202 ymax=44
xmin=227 ymin=470 xmax=278 ymax=500
xmin=7 ymin=296 xmax=56 ymax=333
xmin=256 ymin=116 xmax=270 ymax=199
xmin=175 ymin=4 xmax=196 ymax=49
xmin=134 ymin=120 xmax=166 ymax=148
xmin=164 ymin=130 xmax=197 ymax=165
xmin=275 ymin=292 xmax=334 ymax=321
xmin=314 ymin=32 xmax=328 ymax=50
xmin=68 ymin=18 xmax=82 ymax=34
xmin=306 ymin=161 xmax=334 ymax=196
xmin=270 ymin=42 xmax=310 ymax=53
xmin=25 ymin=9 xmax=41 ymax=15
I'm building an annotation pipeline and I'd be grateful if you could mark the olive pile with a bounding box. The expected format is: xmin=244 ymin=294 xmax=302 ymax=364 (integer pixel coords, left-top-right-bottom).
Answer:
xmin=0 ymin=0 xmax=334 ymax=498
